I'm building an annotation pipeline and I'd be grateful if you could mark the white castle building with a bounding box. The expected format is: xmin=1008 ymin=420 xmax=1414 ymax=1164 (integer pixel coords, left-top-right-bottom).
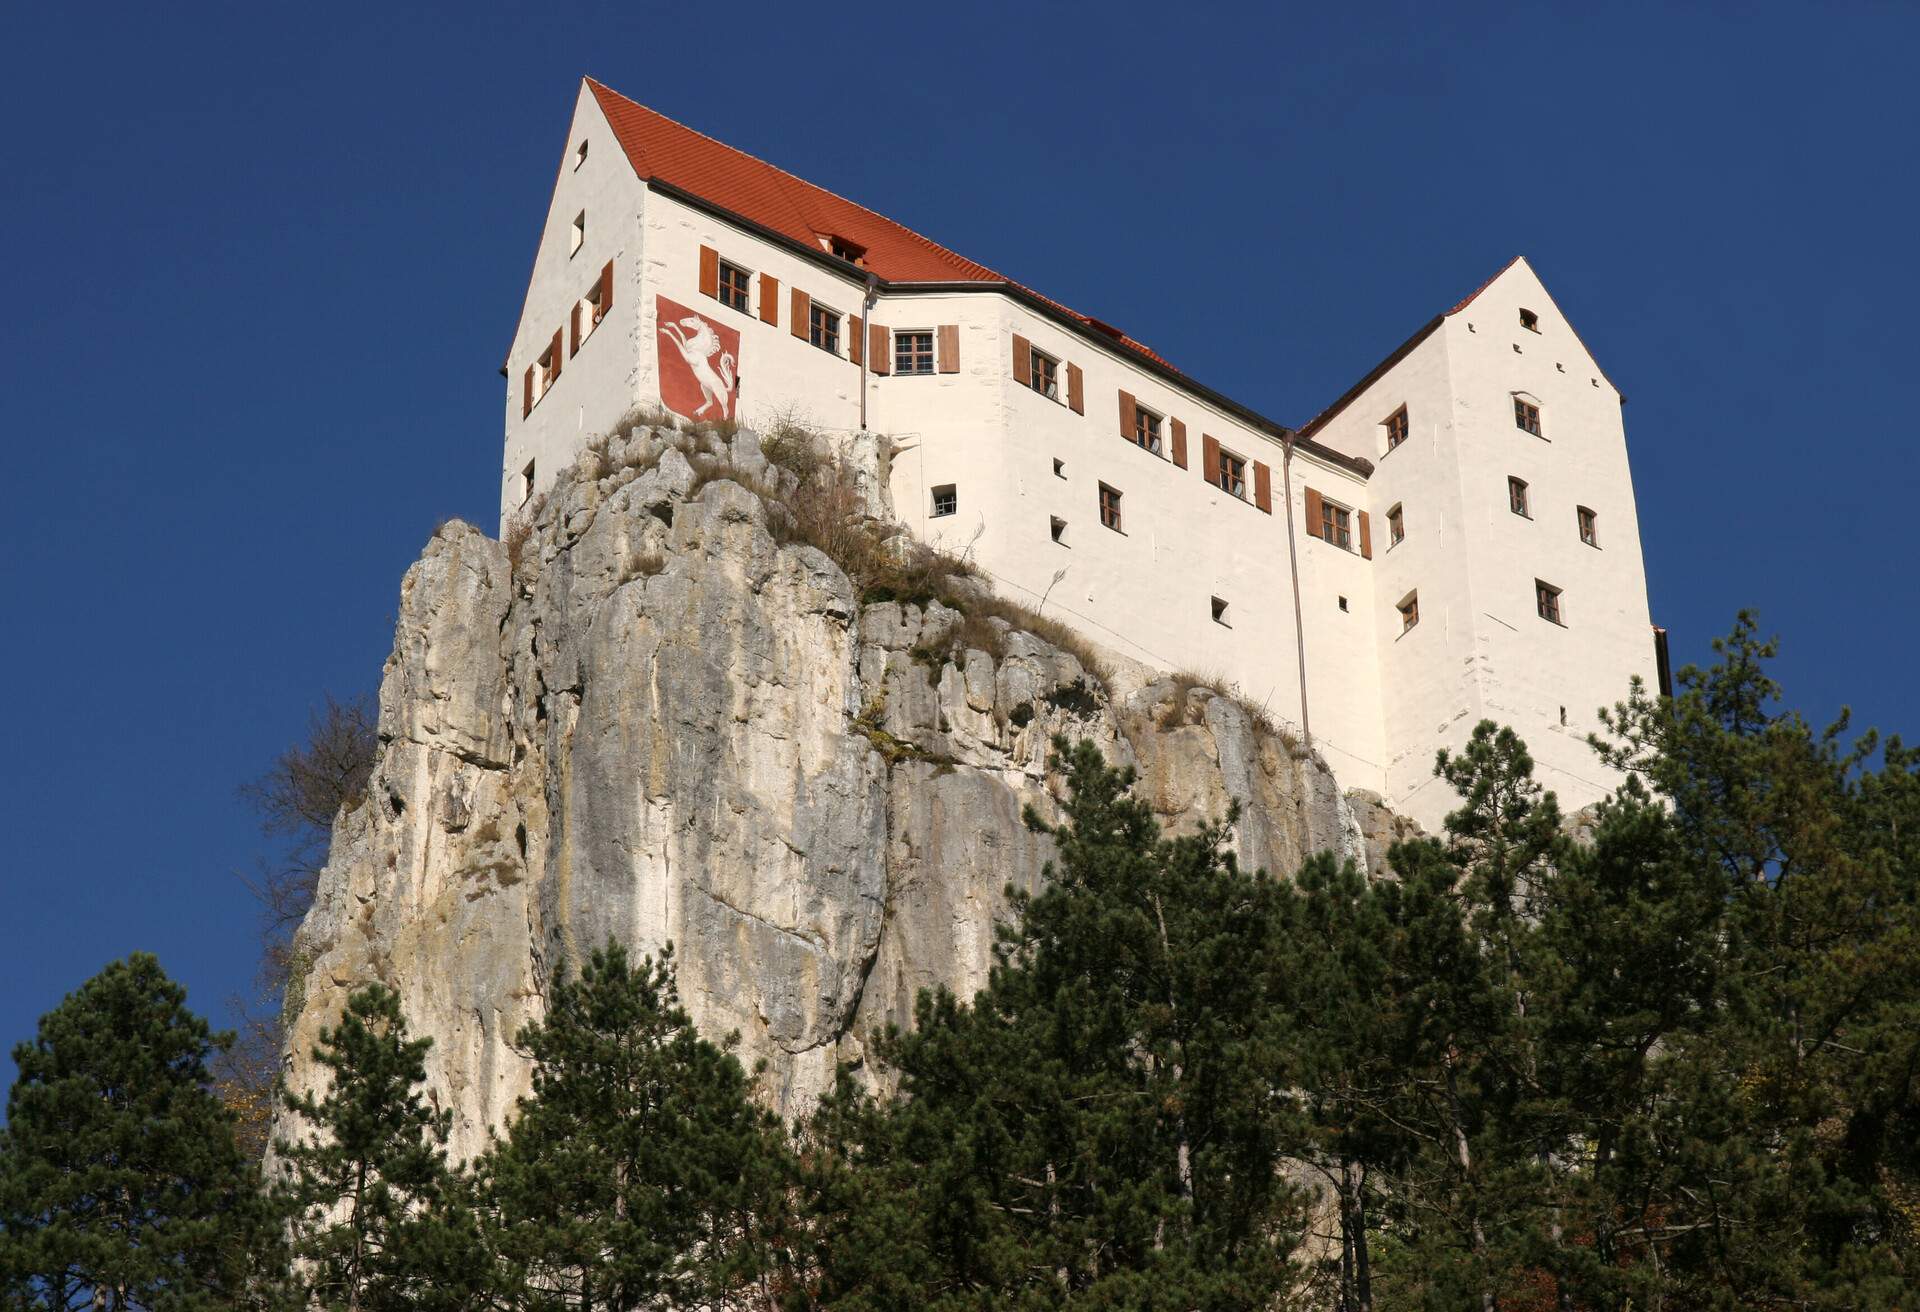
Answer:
xmin=501 ymin=77 xmax=1666 ymax=833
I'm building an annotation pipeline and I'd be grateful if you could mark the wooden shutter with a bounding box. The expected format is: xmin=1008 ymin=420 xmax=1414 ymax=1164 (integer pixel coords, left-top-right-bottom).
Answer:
xmin=849 ymin=315 xmax=864 ymax=366
xmin=937 ymin=324 xmax=959 ymax=373
xmin=1171 ymin=418 xmax=1188 ymax=469
xmin=1254 ymin=462 xmax=1273 ymax=514
xmin=1011 ymin=334 xmax=1032 ymax=386
xmin=791 ymin=288 xmax=810 ymax=340
xmin=1303 ymin=485 xmax=1322 ymax=534
xmin=869 ymin=322 xmax=889 ymax=375
xmin=523 ymin=366 xmax=534 ymax=418
xmin=1067 ymin=362 xmax=1084 ymax=414
xmin=759 ymin=273 xmax=779 ymax=326
xmin=698 ymin=245 xmax=719 ymax=299
xmin=1202 ymin=434 xmax=1221 ymax=486
xmin=1118 ymin=390 xmax=1136 ymax=441
xmin=1358 ymin=510 xmax=1373 ymax=558
xmin=550 ymin=328 xmax=563 ymax=381
xmin=599 ymin=259 xmax=614 ymax=317
xmin=569 ymin=304 xmax=581 ymax=357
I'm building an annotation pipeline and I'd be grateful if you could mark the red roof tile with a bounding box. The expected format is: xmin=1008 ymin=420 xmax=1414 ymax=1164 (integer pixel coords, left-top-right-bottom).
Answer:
xmin=585 ymin=78 xmax=1177 ymax=371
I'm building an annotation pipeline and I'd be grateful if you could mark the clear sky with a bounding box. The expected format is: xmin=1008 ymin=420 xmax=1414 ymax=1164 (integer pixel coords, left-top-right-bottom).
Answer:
xmin=2 ymin=2 xmax=1916 ymax=1089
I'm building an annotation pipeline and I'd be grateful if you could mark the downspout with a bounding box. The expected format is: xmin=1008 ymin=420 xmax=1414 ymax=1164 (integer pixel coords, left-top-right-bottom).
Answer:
xmin=860 ymin=272 xmax=878 ymax=430
xmin=1282 ymin=433 xmax=1312 ymax=750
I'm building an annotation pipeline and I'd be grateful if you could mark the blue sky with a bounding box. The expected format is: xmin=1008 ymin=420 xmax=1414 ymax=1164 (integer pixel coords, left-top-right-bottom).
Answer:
xmin=2 ymin=1 xmax=1915 ymax=1085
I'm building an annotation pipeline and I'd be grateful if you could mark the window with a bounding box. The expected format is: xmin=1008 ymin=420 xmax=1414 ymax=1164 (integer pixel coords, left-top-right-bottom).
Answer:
xmin=1099 ymin=483 xmax=1123 ymax=532
xmin=519 ymin=459 xmax=536 ymax=506
xmin=1028 ymin=347 xmax=1059 ymax=400
xmin=810 ymin=304 xmax=841 ymax=355
xmin=1385 ymin=405 xmax=1409 ymax=452
xmin=1131 ymin=405 xmax=1163 ymax=456
xmin=1536 ymin=580 xmax=1563 ymax=625
xmin=1338 ymin=595 xmax=1349 ymax=612
xmin=1515 ymin=396 xmax=1543 ymax=436
xmin=1577 ymin=505 xmax=1598 ymax=547
xmin=1508 ymin=476 xmax=1530 ymax=518
xmin=1052 ymin=458 xmax=1066 ymax=478
xmin=570 ymin=211 xmax=585 ymax=257
xmin=1398 ymin=592 xmax=1420 ymax=633
xmin=717 ymin=260 xmax=750 ymax=313
xmin=894 ymin=330 xmax=934 ymax=375
xmin=1050 ymin=516 xmax=1067 ymax=544
xmin=574 ymin=139 xmax=589 ymax=169
xmin=1387 ymin=503 xmax=1404 ymax=546
xmin=1211 ymin=596 xmax=1230 ymax=626
xmin=1321 ymin=500 xmax=1352 ymax=550
xmin=537 ymin=342 xmax=558 ymax=396
xmin=1215 ymin=449 xmax=1248 ymax=499
xmin=1519 ymin=308 xmax=1539 ymax=332
xmin=931 ymin=484 xmax=957 ymax=518
xmin=826 ymin=235 xmax=866 ymax=265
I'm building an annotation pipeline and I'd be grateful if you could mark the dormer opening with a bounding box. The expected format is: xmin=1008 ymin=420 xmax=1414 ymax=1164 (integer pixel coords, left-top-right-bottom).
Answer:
xmin=822 ymin=235 xmax=866 ymax=266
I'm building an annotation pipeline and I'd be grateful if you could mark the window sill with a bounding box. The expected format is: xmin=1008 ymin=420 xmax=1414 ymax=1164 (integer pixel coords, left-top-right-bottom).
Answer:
xmin=1396 ymin=625 xmax=1418 ymax=641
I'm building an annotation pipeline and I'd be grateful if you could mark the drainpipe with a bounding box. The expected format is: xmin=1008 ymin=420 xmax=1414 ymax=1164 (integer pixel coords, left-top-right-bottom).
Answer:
xmin=1281 ymin=432 xmax=1312 ymax=750
xmin=859 ymin=273 xmax=878 ymax=430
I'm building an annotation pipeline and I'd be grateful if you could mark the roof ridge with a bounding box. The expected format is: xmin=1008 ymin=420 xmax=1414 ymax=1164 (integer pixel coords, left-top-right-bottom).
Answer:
xmin=587 ymin=78 xmax=1000 ymax=284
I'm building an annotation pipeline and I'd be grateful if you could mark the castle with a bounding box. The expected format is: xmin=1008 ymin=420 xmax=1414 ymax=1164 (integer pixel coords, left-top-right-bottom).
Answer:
xmin=501 ymin=77 xmax=1664 ymax=832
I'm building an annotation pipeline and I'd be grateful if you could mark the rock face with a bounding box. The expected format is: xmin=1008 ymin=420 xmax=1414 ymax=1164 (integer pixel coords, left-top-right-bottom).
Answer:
xmin=281 ymin=424 xmax=1419 ymax=1160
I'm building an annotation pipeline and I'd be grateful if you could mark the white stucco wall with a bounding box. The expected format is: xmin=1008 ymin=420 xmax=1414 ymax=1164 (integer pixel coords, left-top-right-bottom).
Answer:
xmin=502 ymin=138 xmax=1656 ymax=833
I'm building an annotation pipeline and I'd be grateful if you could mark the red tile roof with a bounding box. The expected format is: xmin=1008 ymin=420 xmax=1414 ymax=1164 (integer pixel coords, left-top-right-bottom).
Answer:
xmin=585 ymin=78 xmax=1177 ymax=371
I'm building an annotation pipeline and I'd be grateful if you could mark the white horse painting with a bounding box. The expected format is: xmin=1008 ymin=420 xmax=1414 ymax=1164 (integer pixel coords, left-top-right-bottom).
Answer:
xmin=659 ymin=314 xmax=737 ymax=419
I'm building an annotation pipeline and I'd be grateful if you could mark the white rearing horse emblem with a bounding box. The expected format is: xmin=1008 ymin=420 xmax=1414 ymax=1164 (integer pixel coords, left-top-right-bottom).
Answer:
xmin=659 ymin=314 xmax=737 ymax=418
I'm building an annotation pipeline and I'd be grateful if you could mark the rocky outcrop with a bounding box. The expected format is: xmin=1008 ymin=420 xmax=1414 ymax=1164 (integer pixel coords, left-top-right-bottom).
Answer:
xmin=281 ymin=423 xmax=1413 ymax=1159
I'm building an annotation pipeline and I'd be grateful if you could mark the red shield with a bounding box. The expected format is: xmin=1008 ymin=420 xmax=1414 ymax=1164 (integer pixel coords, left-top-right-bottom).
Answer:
xmin=656 ymin=295 xmax=740 ymax=422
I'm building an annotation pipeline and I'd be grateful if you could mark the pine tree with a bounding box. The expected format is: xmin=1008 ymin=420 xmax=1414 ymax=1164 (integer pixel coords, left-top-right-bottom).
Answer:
xmin=0 ymin=953 xmax=270 ymax=1311
xmin=275 ymin=983 xmax=477 ymax=1311
xmin=475 ymin=941 xmax=793 ymax=1311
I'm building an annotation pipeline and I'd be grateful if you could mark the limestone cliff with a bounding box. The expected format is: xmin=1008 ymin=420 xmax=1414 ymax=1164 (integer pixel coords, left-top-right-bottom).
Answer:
xmin=279 ymin=422 xmax=1418 ymax=1159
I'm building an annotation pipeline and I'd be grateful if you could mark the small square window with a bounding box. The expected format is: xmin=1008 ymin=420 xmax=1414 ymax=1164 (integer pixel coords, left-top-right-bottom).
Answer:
xmin=1387 ymin=503 xmax=1404 ymax=546
xmin=1508 ymin=476 xmax=1530 ymax=518
xmin=894 ymin=330 xmax=934 ymax=375
xmin=1519 ymin=308 xmax=1539 ymax=332
xmin=1029 ymin=348 xmax=1059 ymax=400
xmin=1052 ymin=458 xmax=1066 ymax=478
xmin=1398 ymin=592 xmax=1420 ymax=633
xmin=519 ymin=459 xmax=536 ymax=506
xmin=1211 ymin=596 xmax=1230 ymax=626
xmin=1384 ymin=405 xmax=1409 ymax=452
xmin=574 ymin=139 xmax=589 ymax=169
xmin=1338 ymin=595 xmax=1349 ymax=612
xmin=1099 ymin=483 xmax=1123 ymax=532
xmin=1050 ymin=515 xmax=1067 ymax=544
xmin=810 ymin=304 xmax=841 ymax=355
xmin=931 ymin=484 xmax=957 ymax=518
xmin=1536 ymin=580 xmax=1563 ymax=625
xmin=1515 ymin=397 xmax=1543 ymax=437
xmin=717 ymin=260 xmax=750 ymax=313
xmin=1215 ymin=449 xmax=1247 ymax=499
xmin=1577 ymin=505 xmax=1598 ymax=547
xmin=569 ymin=211 xmax=585 ymax=257
xmin=1131 ymin=405 xmax=1163 ymax=456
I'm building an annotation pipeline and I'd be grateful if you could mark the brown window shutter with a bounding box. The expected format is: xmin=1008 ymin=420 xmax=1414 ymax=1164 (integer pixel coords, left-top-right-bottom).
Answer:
xmin=1117 ymin=390 xmax=1135 ymax=440
xmin=937 ymin=324 xmax=960 ymax=373
xmin=870 ymin=322 xmax=889 ymax=375
xmin=1011 ymin=334 xmax=1031 ymax=386
xmin=1358 ymin=510 xmax=1373 ymax=558
xmin=569 ymin=304 xmax=581 ymax=357
xmin=1303 ymin=485 xmax=1322 ymax=534
xmin=1171 ymin=418 xmax=1188 ymax=469
xmin=550 ymin=328 xmax=563 ymax=380
xmin=849 ymin=315 xmax=864 ymax=366
xmin=1202 ymin=434 xmax=1221 ymax=485
xmin=1254 ymin=462 xmax=1273 ymax=514
xmin=1067 ymin=362 xmax=1084 ymax=414
xmin=522 ymin=366 xmax=533 ymax=418
xmin=758 ymin=273 xmax=779 ymax=326
xmin=791 ymin=288 xmax=810 ymax=340
xmin=600 ymin=259 xmax=614 ymax=317
xmin=698 ymin=245 xmax=719 ymax=299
